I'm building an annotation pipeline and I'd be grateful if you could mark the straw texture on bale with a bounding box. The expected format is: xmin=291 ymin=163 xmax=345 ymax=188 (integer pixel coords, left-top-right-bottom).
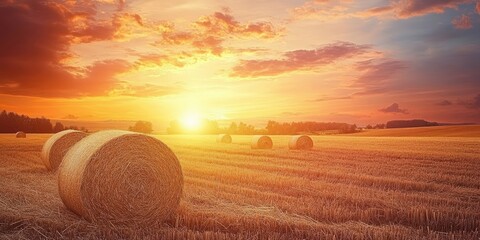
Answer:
xmin=216 ymin=134 xmax=232 ymax=143
xmin=289 ymin=135 xmax=314 ymax=150
xmin=15 ymin=131 xmax=26 ymax=138
xmin=58 ymin=130 xmax=183 ymax=225
xmin=41 ymin=130 xmax=87 ymax=171
xmin=251 ymin=135 xmax=273 ymax=149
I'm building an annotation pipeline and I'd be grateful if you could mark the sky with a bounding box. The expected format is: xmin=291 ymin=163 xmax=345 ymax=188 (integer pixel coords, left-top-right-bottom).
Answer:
xmin=0 ymin=0 xmax=479 ymax=129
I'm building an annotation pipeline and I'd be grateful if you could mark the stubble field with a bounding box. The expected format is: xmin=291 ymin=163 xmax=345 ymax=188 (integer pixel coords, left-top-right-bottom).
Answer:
xmin=0 ymin=133 xmax=479 ymax=239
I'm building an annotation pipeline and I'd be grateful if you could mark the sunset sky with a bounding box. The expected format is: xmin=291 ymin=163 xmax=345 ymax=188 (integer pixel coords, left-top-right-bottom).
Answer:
xmin=1 ymin=0 xmax=479 ymax=129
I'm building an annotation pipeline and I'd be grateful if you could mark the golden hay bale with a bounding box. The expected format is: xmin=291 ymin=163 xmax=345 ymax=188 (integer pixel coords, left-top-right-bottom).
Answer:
xmin=58 ymin=130 xmax=183 ymax=225
xmin=251 ymin=135 xmax=273 ymax=149
xmin=289 ymin=135 xmax=314 ymax=150
xmin=41 ymin=130 xmax=87 ymax=171
xmin=216 ymin=134 xmax=232 ymax=143
xmin=15 ymin=131 xmax=26 ymax=138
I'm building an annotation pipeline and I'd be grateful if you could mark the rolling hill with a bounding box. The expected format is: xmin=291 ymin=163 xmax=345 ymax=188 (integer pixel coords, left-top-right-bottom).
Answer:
xmin=352 ymin=125 xmax=480 ymax=137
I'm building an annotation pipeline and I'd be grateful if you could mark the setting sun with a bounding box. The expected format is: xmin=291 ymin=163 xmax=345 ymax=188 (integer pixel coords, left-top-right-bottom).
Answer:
xmin=180 ymin=112 xmax=202 ymax=131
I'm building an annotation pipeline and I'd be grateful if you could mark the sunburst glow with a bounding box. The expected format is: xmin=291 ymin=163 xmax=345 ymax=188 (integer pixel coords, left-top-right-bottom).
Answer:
xmin=180 ymin=112 xmax=202 ymax=130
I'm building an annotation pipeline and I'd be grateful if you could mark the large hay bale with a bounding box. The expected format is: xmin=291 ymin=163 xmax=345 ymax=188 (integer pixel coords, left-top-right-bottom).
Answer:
xmin=251 ymin=135 xmax=273 ymax=149
xmin=15 ymin=131 xmax=26 ymax=138
xmin=41 ymin=130 xmax=87 ymax=171
xmin=289 ymin=135 xmax=314 ymax=150
xmin=217 ymin=134 xmax=232 ymax=143
xmin=58 ymin=130 xmax=183 ymax=225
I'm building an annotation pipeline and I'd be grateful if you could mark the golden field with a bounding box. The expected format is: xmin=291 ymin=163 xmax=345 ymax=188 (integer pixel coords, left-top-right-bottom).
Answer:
xmin=352 ymin=125 xmax=480 ymax=137
xmin=0 ymin=132 xmax=479 ymax=239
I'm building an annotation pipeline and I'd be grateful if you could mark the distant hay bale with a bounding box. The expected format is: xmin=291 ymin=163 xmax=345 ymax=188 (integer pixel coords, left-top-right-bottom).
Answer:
xmin=15 ymin=131 xmax=26 ymax=138
xmin=251 ymin=135 xmax=273 ymax=149
xmin=41 ymin=130 xmax=87 ymax=171
xmin=289 ymin=135 xmax=314 ymax=150
xmin=58 ymin=130 xmax=183 ymax=225
xmin=217 ymin=134 xmax=232 ymax=143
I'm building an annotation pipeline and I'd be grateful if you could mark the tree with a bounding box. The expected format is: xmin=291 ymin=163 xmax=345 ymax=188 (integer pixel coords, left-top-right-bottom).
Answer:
xmin=129 ymin=121 xmax=153 ymax=134
xmin=53 ymin=122 xmax=65 ymax=133
xmin=228 ymin=122 xmax=237 ymax=134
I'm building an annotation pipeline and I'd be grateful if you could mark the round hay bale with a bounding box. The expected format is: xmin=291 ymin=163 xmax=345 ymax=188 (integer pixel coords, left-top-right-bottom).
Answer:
xmin=41 ymin=130 xmax=87 ymax=171
xmin=58 ymin=130 xmax=183 ymax=225
xmin=15 ymin=131 xmax=26 ymax=138
xmin=251 ymin=135 xmax=273 ymax=149
xmin=289 ymin=135 xmax=313 ymax=150
xmin=217 ymin=134 xmax=232 ymax=143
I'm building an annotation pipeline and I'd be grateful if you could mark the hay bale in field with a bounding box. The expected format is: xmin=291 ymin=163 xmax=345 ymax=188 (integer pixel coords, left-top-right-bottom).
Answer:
xmin=289 ymin=135 xmax=313 ymax=150
xmin=251 ymin=135 xmax=273 ymax=149
xmin=217 ymin=134 xmax=232 ymax=143
xmin=15 ymin=131 xmax=26 ymax=138
xmin=41 ymin=130 xmax=87 ymax=171
xmin=58 ymin=130 xmax=183 ymax=225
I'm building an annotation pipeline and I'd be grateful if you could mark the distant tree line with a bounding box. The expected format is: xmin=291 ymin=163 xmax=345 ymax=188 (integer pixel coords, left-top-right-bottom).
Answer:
xmin=0 ymin=110 xmax=88 ymax=133
xmin=166 ymin=119 xmax=358 ymax=135
xmin=365 ymin=124 xmax=386 ymax=129
xmin=265 ymin=121 xmax=358 ymax=134
xmin=129 ymin=121 xmax=153 ymax=134
xmin=386 ymin=119 xmax=439 ymax=129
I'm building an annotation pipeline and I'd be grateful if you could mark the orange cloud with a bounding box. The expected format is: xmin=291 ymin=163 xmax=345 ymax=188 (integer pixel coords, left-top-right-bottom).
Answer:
xmin=135 ymin=53 xmax=194 ymax=68
xmin=477 ymin=1 xmax=480 ymax=14
xmin=230 ymin=42 xmax=369 ymax=78
xmin=452 ymin=14 xmax=473 ymax=29
xmin=158 ymin=10 xmax=281 ymax=56
xmin=290 ymin=0 xmax=352 ymax=20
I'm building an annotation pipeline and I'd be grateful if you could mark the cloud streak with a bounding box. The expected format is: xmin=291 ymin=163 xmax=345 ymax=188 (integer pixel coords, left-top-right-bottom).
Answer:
xmin=230 ymin=42 xmax=370 ymax=78
xmin=352 ymin=59 xmax=406 ymax=95
xmin=360 ymin=0 xmax=474 ymax=19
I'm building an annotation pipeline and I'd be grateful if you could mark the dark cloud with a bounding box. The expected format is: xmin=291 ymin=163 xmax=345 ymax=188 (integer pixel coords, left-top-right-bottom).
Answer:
xmin=459 ymin=94 xmax=480 ymax=109
xmin=0 ymin=0 xmax=143 ymax=98
xmin=436 ymin=100 xmax=453 ymax=106
xmin=230 ymin=42 xmax=370 ymax=78
xmin=379 ymin=103 xmax=409 ymax=114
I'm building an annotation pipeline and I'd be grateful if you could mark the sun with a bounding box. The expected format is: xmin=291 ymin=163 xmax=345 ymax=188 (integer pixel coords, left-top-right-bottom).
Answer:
xmin=180 ymin=112 xmax=202 ymax=130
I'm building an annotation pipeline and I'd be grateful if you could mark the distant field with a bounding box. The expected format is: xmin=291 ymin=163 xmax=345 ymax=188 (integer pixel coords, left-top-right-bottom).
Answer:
xmin=351 ymin=125 xmax=480 ymax=137
xmin=1 ymin=134 xmax=479 ymax=239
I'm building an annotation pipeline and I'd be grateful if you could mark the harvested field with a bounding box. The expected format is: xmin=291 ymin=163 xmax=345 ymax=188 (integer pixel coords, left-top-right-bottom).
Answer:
xmin=0 ymin=134 xmax=479 ymax=239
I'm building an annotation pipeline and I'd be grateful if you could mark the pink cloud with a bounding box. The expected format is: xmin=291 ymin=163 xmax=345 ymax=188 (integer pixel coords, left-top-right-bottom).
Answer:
xmin=396 ymin=0 xmax=472 ymax=18
xmin=452 ymin=14 xmax=473 ymax=29
xmin=360 ymin=0 xmax=474 ymax=18
xmin=230 ymin=42 xmax=370 ymax=78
